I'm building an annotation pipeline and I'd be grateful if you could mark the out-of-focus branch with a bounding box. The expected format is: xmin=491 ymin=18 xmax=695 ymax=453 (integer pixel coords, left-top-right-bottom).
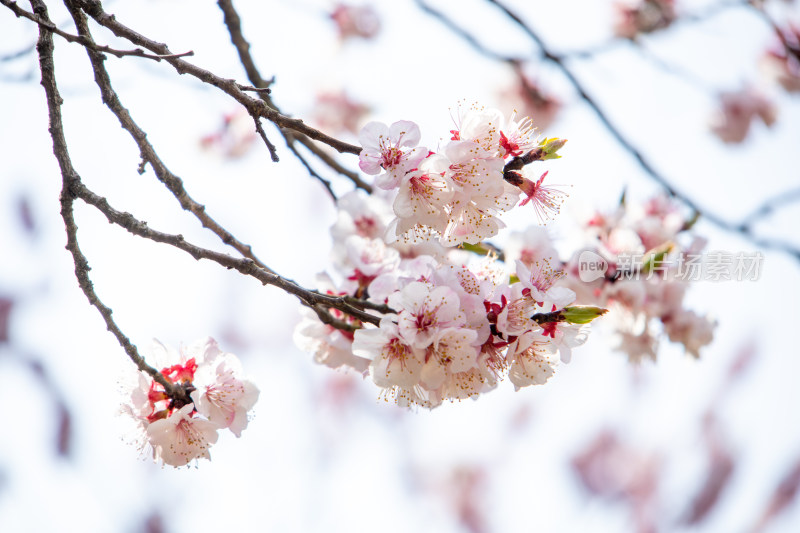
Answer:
xmin=419 ymin=0 xmax=800 ymax=262
xmin=30 ymin=0 xmax=184 ymax=402
xmin=0 ymin=43 xmax=35 ymax=62
xmin=63 ymin=0 xmax=276 ymax=274
xmin=1 ymin=0 xmax=194 ymax=61
xmin=215 ymin=0 xmax=372 ymax=193
xmin=413 ymin=0 xmax=514 ymax=63
xmin=739 ymin=186 xmax=800 ymax=231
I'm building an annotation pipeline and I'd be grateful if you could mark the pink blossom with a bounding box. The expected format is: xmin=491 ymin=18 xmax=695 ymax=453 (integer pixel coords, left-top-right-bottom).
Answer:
xmin=449 ymin=105 xmax=504 ymax=156
xmin=508 ymin=339 xmax=558 ymax=390
xmin=352 ymin=320 xmax=424 ymax=389
xmin=499 ymin=112 xmax=538 ymax=158
xmin=190 ymin=351 xmax=260 ymax=437
xmin=504 ymin=226 xmax=558 ymax=268
xmin=419 ymin=327 xmax=480 ymax=390
xmin=663 ymin=310 xmax=715 ymax=359
xmin=358 ymin=120 xmax=426 ymax=188
xmin=147 ymin=404 xmax=219 ymax=467
xmin=389 ymin=281 xmax=466 ymax=349
xmin=517 ymin=170 xmax=568 ymax=223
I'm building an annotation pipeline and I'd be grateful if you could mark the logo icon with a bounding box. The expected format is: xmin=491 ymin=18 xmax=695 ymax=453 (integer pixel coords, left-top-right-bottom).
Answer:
xmin=578 ymin=250 xmax=608 ymax=282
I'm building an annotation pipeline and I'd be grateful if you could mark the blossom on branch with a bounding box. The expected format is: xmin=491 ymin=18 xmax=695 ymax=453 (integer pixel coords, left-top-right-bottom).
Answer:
xmin=297 ymin=101 xmax=608 ymax=407
xmin=121 ymin=338 xmax=258 ymax=467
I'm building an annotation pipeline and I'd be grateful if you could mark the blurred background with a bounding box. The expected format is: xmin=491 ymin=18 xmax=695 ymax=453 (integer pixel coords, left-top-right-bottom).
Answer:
xmin=1 ymin=0 xmax=800 ymax=531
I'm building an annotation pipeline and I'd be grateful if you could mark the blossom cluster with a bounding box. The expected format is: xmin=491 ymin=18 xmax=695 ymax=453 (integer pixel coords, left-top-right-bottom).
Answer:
xmin=563 ymin=195 xmax=716 ymax=362
xmin=122 ymin=338 xmax=259 ymax=467
xmin=357 ymin=104 xmax=566 ymax=247
xmin=296 ymin=106 xmax=607 ymax=408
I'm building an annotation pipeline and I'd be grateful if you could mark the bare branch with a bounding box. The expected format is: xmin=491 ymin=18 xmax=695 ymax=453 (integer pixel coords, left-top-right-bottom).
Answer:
xmin=63 ymin=0 xmax=276 ymax=275
xmin=294 ymin=134 xmax=373 ymax=193
xmin=0 ymin=43 xmax=35 ymax=62
xmin=1 ymin=0 xmax=194 ymax=62
xmin=421 ymin=0 xmax=800 ymax=262
xmin=215 ymin=0 xmax=372 ymax=193
xmin=215 ymin=0 xmax=274 ymax=94
xmin=73 ymin=0 xmax=362 ymax=155
xmin=70 ymin=178 xmax=382 ymax=327
xmin=253 ymin=117 xmax=279 ymax=162
xmin=739 ymin=187 xmax=800 ymax=231
xmin=285 ymin=141 xmax=337 ymax=201
xmin=30 ymin=0 xmax=182 ymax=401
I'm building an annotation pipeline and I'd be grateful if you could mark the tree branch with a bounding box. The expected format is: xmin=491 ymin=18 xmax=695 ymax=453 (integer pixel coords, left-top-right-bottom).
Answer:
xmin=73 ymin=0 xmax=362 ymax=156
xmin=1 ymin=0 xmax=193 ymax=62
xmin=30 ymin=0 xmax=183 ymax=402
xmin=285 ymin=140 xmax=337 ymax=201
xmin=63 ymin=0 xmax=277 ymax=275
xmin=215 ymin=0 xmax=372 ymax=193
xmin=421 ymin=0 xmax=800 ymax=262
xmin=70 ymin=178 xmax=383 ymax=327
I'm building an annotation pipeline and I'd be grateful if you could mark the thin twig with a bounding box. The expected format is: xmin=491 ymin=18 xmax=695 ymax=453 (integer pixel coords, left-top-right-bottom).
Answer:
xmin=286 ymin=140 xmax=337 ymax=201
xmin=422 ymin=0 xmax=800 ymax=261
xmin=237 ymin=83 xmax=272 ymax=94
xmin=294 ymin=134 xmax=373 ymax=193
xmin=215 ymin=0 xmax=274 ymax=94
xmin=0 ymin=43 xmax=35 ymax=62
xmin=312 ymin=305 xmax=360 ymax=333
xmin=341 ymin=295 xmax=393 ymax=315
xmin=74 ymin=0 xmax=362 ymax=155
xmin=253 ymin=117 xmax=279 ymax=162
xmin=1 ymin=0 xmax=194 ymax=62
xmin=63 ymin=0 xmax=277 ymax=274
xmin=739 ymin=187 xmax=800 ymax=230
xmin=215 ymin=0 xmax=372 ymax=193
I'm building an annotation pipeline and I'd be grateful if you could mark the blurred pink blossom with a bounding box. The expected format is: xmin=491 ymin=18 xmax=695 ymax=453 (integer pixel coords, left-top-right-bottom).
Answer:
xmin=762 ymin=25 xmax=800 ymax=93
xmin=200 ymin=109 xmax=257 ymax=159
xmin=710 ymin=89 xmax=777 ymax=144
xmin=311 ymin=91 xmax=370 ymax=135
xmin=330 ymin=3 xmax=380 ymax=40
xmin=498 ymin=67 xmax=560 ymax=132
xmin=614 ymin=0 xmax=676 ymax=39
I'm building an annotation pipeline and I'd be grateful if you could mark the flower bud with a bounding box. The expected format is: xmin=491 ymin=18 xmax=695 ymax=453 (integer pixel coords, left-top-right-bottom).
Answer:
xmin=561 ymin=305 xmax=608 ymax=324
xmin=538 ymin=137 xmax=567 ymax=160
